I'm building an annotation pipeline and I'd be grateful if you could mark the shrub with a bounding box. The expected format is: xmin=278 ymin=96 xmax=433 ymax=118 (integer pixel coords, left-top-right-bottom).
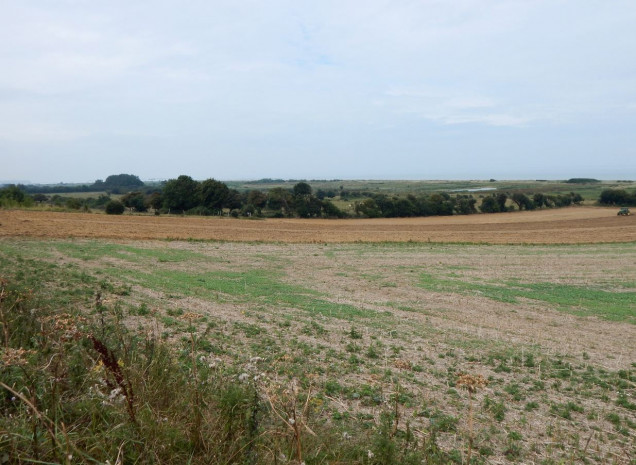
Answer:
xmin=105 ymin=200 xmax=125 ymax=215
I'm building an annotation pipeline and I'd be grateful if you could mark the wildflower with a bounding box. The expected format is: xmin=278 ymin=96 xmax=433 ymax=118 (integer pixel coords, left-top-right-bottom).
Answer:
xmin=1 ymin=348 xmax=34 ymax=367
xmin=288 ymin=418 xmax=295 ymax=425
xmin=456 ymin=373 xmax=488 ymax=394
xmin=108 ymin=387 xmax=123 ymax=401
xmin=342 ymin=431 xmax=351 ymax=440
xmin=91 ymin=360 xmax=104 ymax=374
xmin=367 ymin=450 xmax=375 ymax=459
xmin=47 ymin=313 xmax=86 ymax=341
xmin=179 ymin=312 xmax=202 ymax=321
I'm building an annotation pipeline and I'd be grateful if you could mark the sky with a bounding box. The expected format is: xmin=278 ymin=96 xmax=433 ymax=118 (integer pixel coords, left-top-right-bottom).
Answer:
xmin=1 ymin=0 xmax=636 ymax=184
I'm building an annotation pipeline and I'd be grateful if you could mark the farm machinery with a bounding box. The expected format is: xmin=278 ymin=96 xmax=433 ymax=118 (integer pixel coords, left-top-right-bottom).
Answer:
xmin=617 ymin=207 xmax=631 ymax=216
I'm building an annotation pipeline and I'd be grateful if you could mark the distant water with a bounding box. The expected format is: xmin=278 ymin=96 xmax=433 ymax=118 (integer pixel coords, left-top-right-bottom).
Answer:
xmin=451 ymin=187 xmax=497 ymax=192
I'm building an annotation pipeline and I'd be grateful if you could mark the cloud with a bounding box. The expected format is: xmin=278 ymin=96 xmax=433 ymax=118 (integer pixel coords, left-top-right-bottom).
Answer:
xmin=1 ymin=0 xmax=636 ymax=181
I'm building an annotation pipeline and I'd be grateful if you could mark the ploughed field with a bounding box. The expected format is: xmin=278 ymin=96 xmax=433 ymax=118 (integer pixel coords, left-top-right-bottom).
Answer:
xmin=1 ymin=206 xmax=635 ymax=243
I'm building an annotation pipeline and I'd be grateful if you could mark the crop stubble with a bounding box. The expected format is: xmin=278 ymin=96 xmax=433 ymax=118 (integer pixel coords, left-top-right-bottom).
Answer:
xmin=1 ymin=206 xmax=635 ymax=243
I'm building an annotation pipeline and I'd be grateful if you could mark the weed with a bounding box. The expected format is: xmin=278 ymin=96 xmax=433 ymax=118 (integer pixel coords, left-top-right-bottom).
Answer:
xmin=349 ymin=326 xmax=363 ymax=339
xmin=525 ymin=401 xmax=539 ymax=411
xmin=483 ymin=396 xmax=506 ymax=422
xmin=457 ymin=373 xmax=488 ymax=464
xmin=549 ymin=401 xmax=584 ymax=420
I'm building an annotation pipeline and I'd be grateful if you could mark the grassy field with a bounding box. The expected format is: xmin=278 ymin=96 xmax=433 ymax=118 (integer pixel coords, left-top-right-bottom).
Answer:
xmin=1 ymin=238 xmax=635 ymax=464
xmin=226 ymin=179 xmax=636 ymax=201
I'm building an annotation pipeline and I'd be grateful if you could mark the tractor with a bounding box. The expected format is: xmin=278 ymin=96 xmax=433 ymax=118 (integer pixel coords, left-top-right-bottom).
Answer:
xmin=617 ymin=207 xmax=631 ymax=216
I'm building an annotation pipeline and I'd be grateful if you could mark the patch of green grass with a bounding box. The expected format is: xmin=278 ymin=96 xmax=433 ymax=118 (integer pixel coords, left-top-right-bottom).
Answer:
xmin=103 ymin=267 xmax=372 ymax=321
xmin=550 ymin=401 xmax=584 ymax=420
xmin=51 ymin=241 xmax=210 ymax=264
xmin=419 ymin=273 xmax=636 ymax=323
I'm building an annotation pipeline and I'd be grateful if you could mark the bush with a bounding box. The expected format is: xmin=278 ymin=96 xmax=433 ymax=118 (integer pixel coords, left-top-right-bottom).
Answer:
xmin=599 ymin=188 xmax=636 ymax=206
xmin=105 ymin=200 xmax=125 ymax=215
xmin=186 ymin=206 xmax=213 ymax=216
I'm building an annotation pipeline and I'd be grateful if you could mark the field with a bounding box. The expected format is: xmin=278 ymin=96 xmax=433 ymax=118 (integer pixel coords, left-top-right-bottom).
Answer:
xmin=1 ymin=208 xmax=635 ymax=463
xmin=226 ymin=179 xmax=636 ymax=200
xmin=1 ymin=206 xmax=636 ymax=243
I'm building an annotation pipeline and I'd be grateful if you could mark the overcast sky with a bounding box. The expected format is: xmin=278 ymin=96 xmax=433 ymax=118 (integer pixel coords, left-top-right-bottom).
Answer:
xmin=1 ymin=1 xmax=636 ymax=184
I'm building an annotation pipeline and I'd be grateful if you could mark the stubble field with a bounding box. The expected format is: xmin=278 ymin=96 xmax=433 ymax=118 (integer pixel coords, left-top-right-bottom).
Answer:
xmin=1 ymin=207 xmax=635 ymax=463
xmin=1 ymin=206 xmax=635 ymax=243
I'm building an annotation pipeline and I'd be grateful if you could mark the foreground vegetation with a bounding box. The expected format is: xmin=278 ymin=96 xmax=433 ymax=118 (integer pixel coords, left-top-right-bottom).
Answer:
xmin=1 ymin=239 xmax=635 ymax=463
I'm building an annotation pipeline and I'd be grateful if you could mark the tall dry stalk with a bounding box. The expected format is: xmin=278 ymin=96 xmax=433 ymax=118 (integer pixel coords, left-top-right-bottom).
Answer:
xmin=456 ymin=373 xmax=488 ymax=464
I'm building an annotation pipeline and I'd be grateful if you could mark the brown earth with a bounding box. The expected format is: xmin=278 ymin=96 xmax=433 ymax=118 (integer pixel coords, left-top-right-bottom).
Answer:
xmin=1 ymin=206 xmax=635 ymax=243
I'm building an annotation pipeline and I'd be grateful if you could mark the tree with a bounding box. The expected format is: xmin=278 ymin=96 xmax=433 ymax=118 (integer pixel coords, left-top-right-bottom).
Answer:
xmin=102 ymin=174 xmax=144 ymax=190
xmin=148 ymin=192 xmax=163 ymax=211
xmin=495 ymin=193 xmax=508 ymax=212
xmin=429 ymin=193 xmax=454 ymax=216
xmin=293 ymin=182 xmax=312 ymax=197
xmin=105 ymin=200 xmax=125 ymax=215
xmin=0 ymin=185 xmax=26 ymax=203
xmin=198 ymin=179 xmax=229 ymax=211
xmin=121 ymin=191 xmax=148 ymax=212
xmin=393 ymin=198 xmax=415 ymax=217
xmin=570 ymin=192 xmax=583 ymax=205
xmin=455 ymin=196 xmax=477 ymax=215
xmin=355 ymin=199 xmax=381 ymax=218
xmin=162 ymin=175 xmax=199 ymax=212
xmin=599 ymin=189 xmax=635 ymax=206
xmin=511 ymin=193 xmax=535 ymax=211
xmin=225 ymin=189 xmax=244 ymax=210
xmin=294 ymin=195 xmax=323 ymax=217
xmin=267 ymin=188 xmax=293 ymax=214
xmin=533 ymin=193 xmax=547 ymax=208
xmin=246 ymin=190 xmax=267 ymax=209
xmin=479 ymin=196 xmax=500 ymax=213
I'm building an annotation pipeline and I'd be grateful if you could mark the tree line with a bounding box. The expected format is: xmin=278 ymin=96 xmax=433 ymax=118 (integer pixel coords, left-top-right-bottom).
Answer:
xmin=111 ymin=176 xmax=349 ymax=218
xmin=6 ymin=174 xmax=635 ymax=218
xmin=598 ymin=188 xmax=636 ymax=206
xmin=16 ymin=174 xmax=145 ymax=195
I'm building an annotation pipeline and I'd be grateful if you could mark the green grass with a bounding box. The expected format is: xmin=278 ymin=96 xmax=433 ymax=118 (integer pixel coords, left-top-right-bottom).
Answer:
xmin=419 ymin=272 xmax=636 ymax=323
xmin=107 ymin=267 xmax=373 ymax=320
xmin=1 ymin=240 xmax=374 ymax=321
xmin=50 ymin=241 xmax=210 ymax=263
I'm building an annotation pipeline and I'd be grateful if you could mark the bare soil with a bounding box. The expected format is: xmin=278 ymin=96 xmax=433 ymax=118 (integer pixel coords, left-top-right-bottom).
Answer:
xmin=1 ymin=206 xmax=635 ymax=243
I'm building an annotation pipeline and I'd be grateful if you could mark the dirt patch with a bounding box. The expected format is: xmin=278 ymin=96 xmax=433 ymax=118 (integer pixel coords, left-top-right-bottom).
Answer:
xmin=1 ymin=206 xmax=635 ymax=243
